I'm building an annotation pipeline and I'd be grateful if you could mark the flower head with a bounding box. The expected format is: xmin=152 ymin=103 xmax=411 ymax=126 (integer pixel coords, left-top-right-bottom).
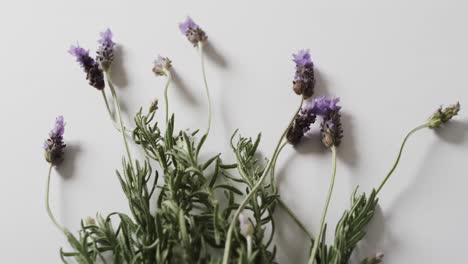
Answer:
xmin=287 ymin=101 xmax=317 ymax=145
xmin=292 ymin=49 xmax=315 ymax=98
xmin=69 ymin=44 xmax=105 ymax=90
xmin=179 ymin=16 xmax=207 ymax=46
xmin=428 ymin=102 xmax=460 ymax=128
xmin=152 ymin=55 xmax=172 ymax=76
xmin=96 ymin=28 xmax=115 ymax=71
xmin=238 ymin=213 xmax=254 ymax=238
xmin=309 ymin=96 xmax=343 ymax=148
xmin=44 ymin=116 xmax=66 ymax=165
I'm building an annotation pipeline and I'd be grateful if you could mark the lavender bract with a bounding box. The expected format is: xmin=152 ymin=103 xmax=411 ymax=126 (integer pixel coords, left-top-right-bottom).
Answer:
xmin=179 ymin=16 xmax=207 ymax=46
xmin=44 ymin=116 xmax=66 ymax=165
xmin=69 ymin=44 xmax=105 ymax=90
xmin=96 ymin=28 xmax=115 ymax=71
xmin=292 ymin=49 xmax=315 ymax=98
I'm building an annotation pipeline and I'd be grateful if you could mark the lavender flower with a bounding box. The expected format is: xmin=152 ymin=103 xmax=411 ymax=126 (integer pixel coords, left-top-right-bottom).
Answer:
xmin=311 ymin=96 xmax=343 ymax=148
xmin=428 ymin=102 xmax=460 ymax=128
xmin=69 ymin=44 xmax=105 ymax=90
xmin=152 ymin=55 xmax=172 ymax=76
xmin=292 ymin=49 xmax=315 ymax=98
xmin=287 ymin=100 xmax=317 ymax=145
xmin=238 ymin=213 xmax=254 ymax=238
xmin=96 ymin=28 xmax=115 ymax=71
xmin=179 ymin=16 xmax=207 ymax=46
xmin=44 ymin=116 xmax=66 ymax=165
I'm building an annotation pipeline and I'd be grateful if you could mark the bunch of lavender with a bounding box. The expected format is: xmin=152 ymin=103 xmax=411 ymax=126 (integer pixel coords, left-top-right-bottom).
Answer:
xmin=43 ymin=17 xmax=461 ymax=264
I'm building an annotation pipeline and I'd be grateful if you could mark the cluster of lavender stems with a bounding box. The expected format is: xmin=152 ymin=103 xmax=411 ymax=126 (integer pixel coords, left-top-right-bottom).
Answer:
xmin=44 ymin=16 xmax=461 ymax=264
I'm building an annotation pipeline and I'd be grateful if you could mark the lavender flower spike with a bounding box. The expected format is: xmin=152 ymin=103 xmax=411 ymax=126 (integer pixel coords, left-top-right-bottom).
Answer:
xmin=96 ymin=28 xmax=115 ymax=71
xmin=312 ymin=96 xmax=343 ymax=148
xmin=292 ymin=49 xmax=315 ymax=98
xmin=44 ymin=116 xmax=66 ymax=165
xmin=152 ymin=55 xmax=172 ymax=76
xmin=179 ymin=16 xmax=208 ymax=46
xmin=69 ymin=44 xmax=105 ymax=90
xmin=286 ymin=99 xmax=317 ymax=145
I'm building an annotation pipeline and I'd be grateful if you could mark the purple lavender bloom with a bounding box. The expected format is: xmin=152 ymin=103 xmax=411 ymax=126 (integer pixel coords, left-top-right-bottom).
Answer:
xmin=308 ymin=96 xmax=343 ymax=148
xmin=287 ymin=99 xmax=317 ymax=145
xmin=179 ymin=16 xmax=207 ymax=46
xmin=44 ymin=116 xmax=66 ymax=165
xmin=69 ymin=44 xmax=105 ymax=90
xmin=292 ymin=49 xmax=315 ymax=98
xmin=293 ymin=49 xmax=312 ymax=66
xmin=152 ymin=55 xmax=172 ymax=76
xmin=96 ymin=28 xmax=115 ymax=71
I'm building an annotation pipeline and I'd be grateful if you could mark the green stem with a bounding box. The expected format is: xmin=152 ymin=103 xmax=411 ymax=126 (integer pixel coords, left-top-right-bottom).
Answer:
xmin=101 ymin=90 xmax=121 ymax=132
xmin=278 ymin=199 xmax=314 ymax=241
xmin=105 ymin=72 xmax=134 ymax=169
xmin=46 ymin=164 xmax=63 ymax=231
xmin=163 ymin=70 xmax=172 ymax=125
xmin=308 ymin=145 xmax=337 ymax=264
xmin=376 ymin=123 xmax=429 ymax=194
xmin=221 ymin=98 xmax=303 ymax=264
xmin=247 ymin=235 xmax=252 ymax=260
xmin=198 ymin=42 xmax=212 ymax=136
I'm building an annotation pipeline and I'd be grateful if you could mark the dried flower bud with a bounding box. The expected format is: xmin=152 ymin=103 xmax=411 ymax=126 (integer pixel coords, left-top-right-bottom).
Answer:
xmin=69 ymin=45 xmax=105 ymax=90
xmin=152 ymin=55 xmax=172 ymax=76
xmin=292 ymin=49 xmax=315 ymax=99
xmin=238 ymin=213 xmax=254 ymax=238
xmin=149 ymin=99 xmax=159 ymax=113
xmin=44 ymin=116 xmax=66 ymax=165
xmin=360 ymin=252 xmax=384 ymax=264
xmin=96 ymin=28 xmax=115 ymax=71
xmin=85 ymin=216 xmax=96 ymax=226
xmin=428 ymin=102 xmax=460 ymax=128
xmin=179 ymin=16 xmax=208 ymax=46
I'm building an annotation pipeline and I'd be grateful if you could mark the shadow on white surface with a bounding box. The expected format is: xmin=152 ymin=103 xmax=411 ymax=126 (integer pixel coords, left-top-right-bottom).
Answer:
xmin=110 ymin=45 xmax=129 ymax=89
xmin=57 ymin=142 xmax=82 ymax=180
xmin=204 ymin=41 xmax=229 ymax=68
xmin=172 ymin=70 xmax=201 ymax=106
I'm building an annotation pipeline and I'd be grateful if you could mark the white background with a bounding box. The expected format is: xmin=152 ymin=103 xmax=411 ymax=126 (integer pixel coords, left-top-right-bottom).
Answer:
xmin=0 ymin=1 xmax=467 ymax=263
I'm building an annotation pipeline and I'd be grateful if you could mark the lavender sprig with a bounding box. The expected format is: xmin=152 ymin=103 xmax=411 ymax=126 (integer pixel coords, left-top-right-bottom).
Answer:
xmin=44 ymin=115 xmax=66 ymax=165
xmin=69 ymin=45 xmax=105 ymax=90
xmin=292 ymin=49 xmax=315 ymax=99
xmin=96 ymin=28 xmax=115 ymax=71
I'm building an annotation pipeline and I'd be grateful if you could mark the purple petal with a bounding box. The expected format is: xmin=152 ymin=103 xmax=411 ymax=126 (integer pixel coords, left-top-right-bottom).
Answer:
xmin=179 ymin=16 xmax=197 ymax=34
xmin=293 ymin=49 xmax=312 ymax=66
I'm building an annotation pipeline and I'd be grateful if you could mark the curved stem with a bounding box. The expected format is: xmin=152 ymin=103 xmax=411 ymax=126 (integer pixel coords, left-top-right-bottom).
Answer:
xmin=277 ymin=199 xmax=314 ymax=241
xmin=246 ymin=235 xmax=252 ymax=260
xmin=376 ymin=123 xmax=428 ymax=194
xmin=163 ymin=70 xmax=172 ymax=125
xmin=105 ymin=72 xmax=134 ymax=169
xmin=308 ymin=145 xmax=337 ymax=264
xmin=222 ymin=98 xmax=303 ymax=264
xmin=101 ymin=90 xmax=122 ymax=132
xmin=198 ymin=42 xmax=212 ymax=136
xmin=45 ymin=164 xmax=63 ymax=231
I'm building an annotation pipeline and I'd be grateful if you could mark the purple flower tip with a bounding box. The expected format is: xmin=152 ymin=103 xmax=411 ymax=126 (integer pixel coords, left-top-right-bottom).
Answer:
xmin=179 ymin=16 xmax=198 ymax=34
xmin=98 ymin=28 xmax=114 ymax=47
xmin=68 ymin=44 xmax=88 ymax=59
xmin=293 ymin=49 xmax=312 ymax=66
xmin=308 ymin=96 xmax=341 ymax=117
xmin=49 ymin=115 xmax=65 ymax=138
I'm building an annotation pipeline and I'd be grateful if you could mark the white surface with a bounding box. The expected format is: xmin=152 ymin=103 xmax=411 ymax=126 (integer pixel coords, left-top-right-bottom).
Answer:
xmin=0 ymin=1 xmax=467 ymax=263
